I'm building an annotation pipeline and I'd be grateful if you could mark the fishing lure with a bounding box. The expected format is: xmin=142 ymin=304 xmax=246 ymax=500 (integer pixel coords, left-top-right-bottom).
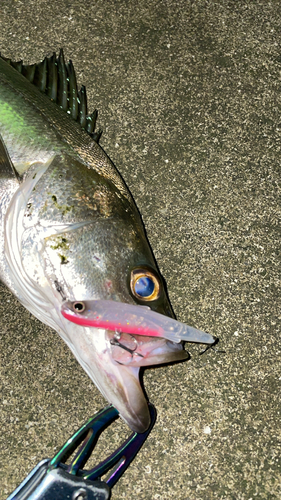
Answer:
xmin=61 ymin=300 xmax=216 ymax=366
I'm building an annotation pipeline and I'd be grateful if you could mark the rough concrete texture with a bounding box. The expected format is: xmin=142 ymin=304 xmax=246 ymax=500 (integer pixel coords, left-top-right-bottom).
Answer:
xmin=0 ymin=1 xmax=280 ymax=499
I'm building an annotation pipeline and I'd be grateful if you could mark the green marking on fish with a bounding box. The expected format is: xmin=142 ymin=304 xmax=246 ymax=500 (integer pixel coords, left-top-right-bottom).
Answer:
xmin=0 ymin=99 xmax=47 ymax=147
xmin=58 ymin=254 xmax=69 ymax=265
xmin=51 ymin=194 xmax=73 ymax=215
xmin=50 ymin=236 xmax=69 ymax=252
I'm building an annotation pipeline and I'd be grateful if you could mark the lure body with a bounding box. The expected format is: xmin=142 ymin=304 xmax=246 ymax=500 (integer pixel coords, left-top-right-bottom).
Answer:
xmin=62 ymin=299 xmax=214 ymax=344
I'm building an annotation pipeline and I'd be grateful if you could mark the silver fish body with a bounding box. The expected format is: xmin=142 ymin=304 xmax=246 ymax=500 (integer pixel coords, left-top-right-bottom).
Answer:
xmin=0 ymin=52 xmax=212 ymax=432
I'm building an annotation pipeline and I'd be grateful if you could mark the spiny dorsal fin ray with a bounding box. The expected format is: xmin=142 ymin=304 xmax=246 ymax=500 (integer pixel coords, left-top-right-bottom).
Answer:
xmin=33 ymin=57 xmax=47 ymax=93
xmin=0 ymin=50 xmax=102 ymax=143
xmin=67 ymin=59 xmax=78 ymax=120
xmin=22 ymin=62 xmax=36 ymax=83
xmin=78 ymin=84 xmax=87 ymax=129
xmin=46 ymin=53 xmax=57 ymax=101
xmin=57 ymin=49 xmax=68 ymax=112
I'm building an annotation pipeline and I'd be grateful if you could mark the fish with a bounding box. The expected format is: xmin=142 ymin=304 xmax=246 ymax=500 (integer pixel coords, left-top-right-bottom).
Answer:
xmin=0 ymin=51 xmax=215 ymax=432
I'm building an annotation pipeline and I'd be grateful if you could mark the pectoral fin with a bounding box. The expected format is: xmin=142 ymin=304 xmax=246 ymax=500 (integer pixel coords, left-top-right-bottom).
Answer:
xmin=0 ymin=133 xmax=20 ymax=181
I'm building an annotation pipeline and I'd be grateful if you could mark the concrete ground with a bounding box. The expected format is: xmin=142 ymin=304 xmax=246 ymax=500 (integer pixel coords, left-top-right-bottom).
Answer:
xmin=0 ymin=1 xmax=280 ymax=498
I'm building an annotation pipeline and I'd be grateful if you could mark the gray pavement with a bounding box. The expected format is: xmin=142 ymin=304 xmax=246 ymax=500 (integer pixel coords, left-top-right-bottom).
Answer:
xmin=0 ymin=1 xmax=280 ymax=498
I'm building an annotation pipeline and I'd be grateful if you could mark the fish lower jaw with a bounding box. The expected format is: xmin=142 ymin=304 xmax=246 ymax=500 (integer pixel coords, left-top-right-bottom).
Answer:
xmin=133 ymin=345 xmax=189 ymax=367
xmin=59 ymin=322 xmax=151 ymax=432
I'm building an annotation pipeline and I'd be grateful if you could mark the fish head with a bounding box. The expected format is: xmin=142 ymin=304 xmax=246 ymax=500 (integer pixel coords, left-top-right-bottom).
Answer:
xmin=47 ymin=214 xmax=188 ymax=432
xmin=25 ymin=153 xmax=174 ymax=315
xmin=60 ymin=215 xmax=174 ymax=315
xmin=17 ymin=154 xmax=188 ymax=432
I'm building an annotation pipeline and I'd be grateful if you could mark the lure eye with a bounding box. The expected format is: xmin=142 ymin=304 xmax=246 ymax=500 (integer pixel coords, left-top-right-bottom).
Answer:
xmin=130 ymin=269 xmax=160 ymax=301
xmin=73 ymin=301 xmax=86 ymax=313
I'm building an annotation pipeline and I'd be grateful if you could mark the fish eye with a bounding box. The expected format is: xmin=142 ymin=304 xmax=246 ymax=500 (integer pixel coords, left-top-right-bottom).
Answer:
xmin=130 ymin=269 xmax=161 ymax=301
xmin=73 ymin=301 xmax=85 ymax=313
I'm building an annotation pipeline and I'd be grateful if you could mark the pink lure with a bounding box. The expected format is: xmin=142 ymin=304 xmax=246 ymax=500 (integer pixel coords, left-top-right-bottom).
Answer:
xmin=61 ymin=299 xmax=215 ymax=345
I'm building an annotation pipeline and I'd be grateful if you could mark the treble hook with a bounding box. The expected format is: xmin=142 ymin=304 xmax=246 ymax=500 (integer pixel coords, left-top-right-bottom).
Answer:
xmin=110 ymin=337 xmax=144 ymax=358
xmin=199 ymin=336 xmax=226 ymax=355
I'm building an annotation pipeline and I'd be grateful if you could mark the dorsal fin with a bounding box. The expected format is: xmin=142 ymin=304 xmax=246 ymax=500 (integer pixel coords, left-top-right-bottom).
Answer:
xmin=0 ymin=49 xmax=102 ymax=143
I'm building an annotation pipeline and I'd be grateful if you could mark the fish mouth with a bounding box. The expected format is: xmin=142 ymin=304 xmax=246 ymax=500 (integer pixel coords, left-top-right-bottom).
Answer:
xmin=57 ymin=319 xmax=159 ymax=433
xmin=59 ymin=299 xmax=196 ymax=433
xmin=60 ymin=323 xmax=188 ymax=433
xmin=61 ymin=299 xmax=190 ymax=367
